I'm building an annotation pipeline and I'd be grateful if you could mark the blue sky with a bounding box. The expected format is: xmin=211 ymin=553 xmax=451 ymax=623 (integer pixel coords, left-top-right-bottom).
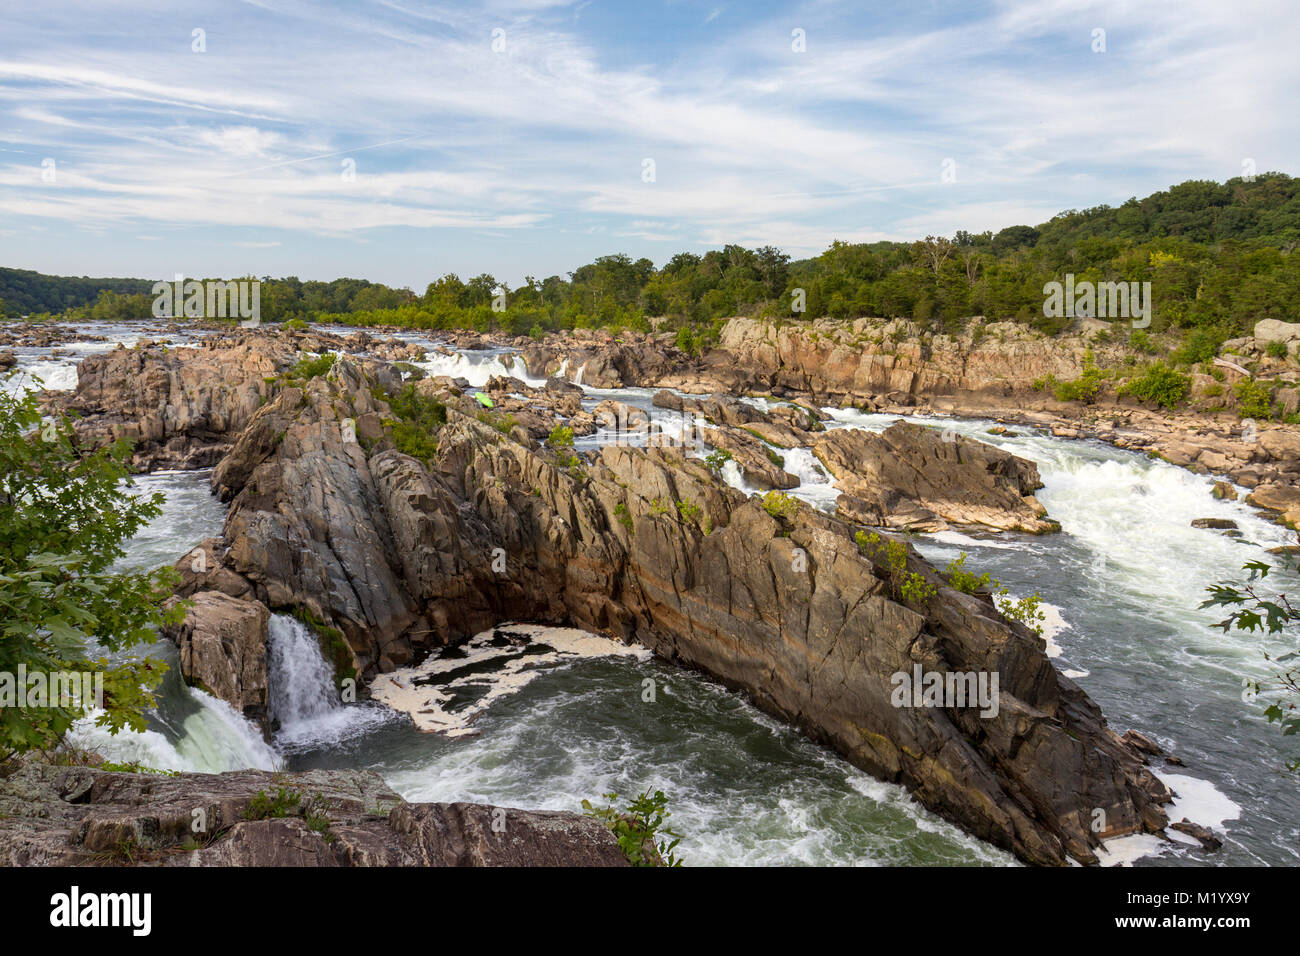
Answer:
xmin=0 ymin=0 xmax=1296 ymax=289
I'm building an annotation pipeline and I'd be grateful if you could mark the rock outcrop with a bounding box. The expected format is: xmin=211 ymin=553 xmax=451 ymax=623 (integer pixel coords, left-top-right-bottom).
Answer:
xmin=52 ymin=336 xmax=293 ymax=469
xmin=183 ymin=351 xmax=1173 ymax=866
xmin=0 ymin=761 xmax=627 ymax=867
xmin=160 ymin=591 xmax=272 ymax=735
xmin=46 ymin=333 xmax=1207 ymax=866
xmin=813 ymin=421 xmax=1056 ymax=533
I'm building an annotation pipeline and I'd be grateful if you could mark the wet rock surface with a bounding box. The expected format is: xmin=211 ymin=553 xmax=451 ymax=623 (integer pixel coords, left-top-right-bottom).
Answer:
xmin=30 ymin=324 xmax=1262 ymax=866
xmin=813 ymin=421 xmax=1055 ymax=533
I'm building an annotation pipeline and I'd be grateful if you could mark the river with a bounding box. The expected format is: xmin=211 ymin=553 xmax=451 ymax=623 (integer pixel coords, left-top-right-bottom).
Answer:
xmin=34 ymin=320 xmax=1295 ymax=867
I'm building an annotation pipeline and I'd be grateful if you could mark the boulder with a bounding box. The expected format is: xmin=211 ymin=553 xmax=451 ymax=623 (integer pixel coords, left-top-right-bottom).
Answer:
xmin=1247 ymin=482 xmax=1300 ymax=514
xmin=700 ymin=425 xmax=799 ymax=490
xmin=1253 ymin=319 xmax=1300 ymax=344
xmin=812 ymin=421 xmax=1056 ymax=533
xmin=1259 ymin=428 xmax=1300 ymax=462
xmin=161 ymin=591 xmax=271 ymax=733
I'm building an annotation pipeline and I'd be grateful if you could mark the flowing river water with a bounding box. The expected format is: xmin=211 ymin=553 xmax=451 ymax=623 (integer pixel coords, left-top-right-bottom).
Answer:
xmin=32 ymin=320 xmax=1298 ymax=867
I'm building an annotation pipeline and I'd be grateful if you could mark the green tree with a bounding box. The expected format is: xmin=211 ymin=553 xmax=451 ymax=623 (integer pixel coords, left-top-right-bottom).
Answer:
xmin=0 ymin=380 xmax=181 ymax=760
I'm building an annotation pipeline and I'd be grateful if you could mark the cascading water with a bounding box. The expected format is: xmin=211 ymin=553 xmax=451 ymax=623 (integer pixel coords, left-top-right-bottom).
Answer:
xmin=268 ymin=615 xmax=340 ymax=732
xmin=266 ymin=614 xmax=398 ymax=753
xmin=66 ymin=463 xmax=282 ymax=773
xmin=415 ymin=348 xmax=546 ymax=388
xmin=51 ymin=323 xmax=1300 ymax=865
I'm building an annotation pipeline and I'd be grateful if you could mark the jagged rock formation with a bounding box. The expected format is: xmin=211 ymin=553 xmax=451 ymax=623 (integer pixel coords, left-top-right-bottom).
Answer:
xmin=161 ymin=592 xmax=271 ymax=735
xmin=813 ymin=421 xmax=1056 ymax=533
xmin=715 ymin=315 xmax=1092 ymax=403
xmin=169 ymin=350 xmax=1174 ymax=865
xmin=0 ymin=761 xmax=626 ymax=867
xmin=52 ymin=337 xmax=292 ymax=469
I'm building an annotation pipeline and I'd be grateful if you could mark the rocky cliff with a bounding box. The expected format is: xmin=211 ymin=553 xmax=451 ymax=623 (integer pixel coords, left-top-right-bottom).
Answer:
xmin=140 ymin=344 xmax=1180 ymax=866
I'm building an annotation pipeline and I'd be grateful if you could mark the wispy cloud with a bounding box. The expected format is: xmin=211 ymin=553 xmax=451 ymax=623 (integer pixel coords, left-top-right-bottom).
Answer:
xmin=0 ymin=0 xmax=1294 ymax=285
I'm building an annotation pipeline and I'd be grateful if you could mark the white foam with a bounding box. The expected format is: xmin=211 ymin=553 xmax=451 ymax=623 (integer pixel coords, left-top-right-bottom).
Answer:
xmin=1096 ymin=771 xmax=1240 ymax=865
xmin=370 ymin=623 xmax=649 ymax=736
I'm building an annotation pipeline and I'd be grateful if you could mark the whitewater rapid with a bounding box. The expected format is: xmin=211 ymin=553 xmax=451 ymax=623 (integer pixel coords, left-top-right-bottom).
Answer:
xmin=63 ymin=324 xmax=1300 ymax=865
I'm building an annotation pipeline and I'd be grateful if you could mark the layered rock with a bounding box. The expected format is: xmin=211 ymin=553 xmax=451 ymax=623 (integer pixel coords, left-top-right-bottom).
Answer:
xmin=160 ymin=591 xmax=271 ymax=735
xmin=189 ymin=354 xmax=1173 ymax=865
xmin=813 ymin=421 xmax=1056 ymax=533
xmin=0 ymin=761 xmax=626 ymax=867
xmin=52 ymin=336 xmax=293 ymax=469
xmin=715 ymin=315 xmax=1097 ymax=404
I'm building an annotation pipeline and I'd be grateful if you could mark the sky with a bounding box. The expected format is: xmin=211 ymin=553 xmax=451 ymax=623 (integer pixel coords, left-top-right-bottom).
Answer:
xmin=0 ymin=0 xmax=1296 ymax=289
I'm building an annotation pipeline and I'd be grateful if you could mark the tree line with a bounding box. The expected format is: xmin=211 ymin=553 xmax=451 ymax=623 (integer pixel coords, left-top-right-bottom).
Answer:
xmin=4 ymin=172 xmax=1297 ymax=345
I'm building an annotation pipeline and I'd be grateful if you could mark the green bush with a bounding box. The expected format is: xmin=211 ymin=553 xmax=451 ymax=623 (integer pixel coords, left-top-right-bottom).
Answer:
xmin=994 ymin=590 xmax=1046 ymax=637
xmin=1170 ymin=327 xmax=1227 ymax=367
xmin=944 ymin=553 xmax=993 ymax=594
xmin=582 ymin=789 xmax=682 ymax=867
xmin=547 ymin=424 xmax=580 ymax=467
xmin=703 ymin=449 xmax=732 ymax=472
xmin=246 ymin=787 xmax=301 ymax=820
xmin=293 ymin=352 xmax=337 ymax=380
xmin=1234 ymin=378 xmax=1275 ymax=419
xmin=386 ymin=383 xmax=447 ymax=464
xmin=900 ymin=573 xmax=937 ymax=607
xmin=675 ymin=326 xmax=696 ymax=356
xmin=1048 ymin=349 xmax=1104 ymax=403
xmin=1120 ymin=362 xmax=1191 ymax=409
xmin=1128 ymin=329 xmax=1159 ymax=354
xmin=1265 ymin=339 xmax=1288 ymax=359
xmin=762 ymin=490 xmax=799 ymax=521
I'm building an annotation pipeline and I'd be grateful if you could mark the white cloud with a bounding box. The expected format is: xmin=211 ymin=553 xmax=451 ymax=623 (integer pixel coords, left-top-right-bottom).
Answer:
xmin=0 ymin=0 xmax=1293 ymax=282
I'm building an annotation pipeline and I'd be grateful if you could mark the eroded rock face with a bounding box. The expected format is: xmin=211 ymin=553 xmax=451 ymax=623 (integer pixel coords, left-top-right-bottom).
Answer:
xmin=193 ymin=357 xmax=1170 ymax=865
xmin=60 ymin=337 xmax=1184 ymax=866
xmin=53 ymin=337 xmax=292 ymax=469
xmin=716 ymin=316 xmax=1095 ymax=404
xmin=813 ymin=421 xmax=1056 ymax=533
xmin=161 ymin=591 xmax=271 ymax=733
xmin=0 ymin=762 xmax=626 ymax=867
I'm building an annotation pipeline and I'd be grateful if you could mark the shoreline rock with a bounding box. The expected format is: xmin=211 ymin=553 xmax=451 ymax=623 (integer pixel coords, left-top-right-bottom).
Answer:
xmin=0 ymin=761 xmax=626 ymax=867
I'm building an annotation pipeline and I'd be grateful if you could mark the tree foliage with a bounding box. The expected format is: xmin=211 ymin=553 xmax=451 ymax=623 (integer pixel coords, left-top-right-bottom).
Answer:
xmin=1203 ymin=558 xmax=1300 ymax=766
xmin=0 ymin=380 xmax=181 ymax=759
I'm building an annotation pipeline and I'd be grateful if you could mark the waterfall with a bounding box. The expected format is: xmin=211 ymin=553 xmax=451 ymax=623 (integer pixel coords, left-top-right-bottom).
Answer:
xmin=268 ymin=615 xmax=339 ymax=730
xmin=267 ymin=614 xmax=397 ymax=751
xmin=416 ymin=349 xmax=546 ymax=388
xmin=68 ymin=659 xmax=282 ymax=774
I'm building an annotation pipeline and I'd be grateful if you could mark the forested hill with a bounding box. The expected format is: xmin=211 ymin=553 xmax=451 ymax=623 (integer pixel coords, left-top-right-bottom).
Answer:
xmin=1000 ymin=173 xmax=1300 ymax=249
xmin=0 ymin=268 xmax=152 ymax=317
xmin=2 ymin=172 xmax=1297 ymax=338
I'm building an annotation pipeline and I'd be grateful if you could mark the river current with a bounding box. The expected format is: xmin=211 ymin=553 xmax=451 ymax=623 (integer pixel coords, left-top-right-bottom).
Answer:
xmin=35 ymin=321 xmax=1296 ymax=867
